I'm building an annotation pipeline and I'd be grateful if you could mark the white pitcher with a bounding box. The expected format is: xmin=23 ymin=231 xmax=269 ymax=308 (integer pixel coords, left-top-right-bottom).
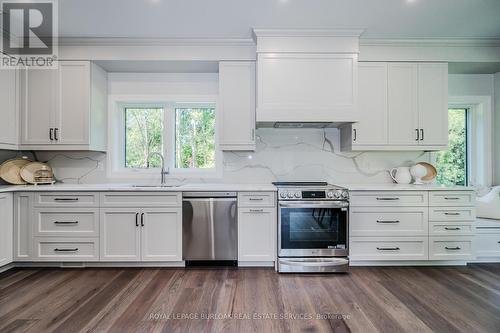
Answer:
xmin=390 ymin=167 xmax=412 ymax=184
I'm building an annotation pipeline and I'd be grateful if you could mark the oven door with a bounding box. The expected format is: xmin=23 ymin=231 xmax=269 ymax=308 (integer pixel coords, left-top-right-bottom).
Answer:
xmin=278 ymin=201 xmax=348 ymax=257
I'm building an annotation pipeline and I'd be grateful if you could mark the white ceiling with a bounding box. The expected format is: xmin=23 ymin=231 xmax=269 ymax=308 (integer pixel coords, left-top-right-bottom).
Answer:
xmin=59 ymin=0 xmax=500 ymax=39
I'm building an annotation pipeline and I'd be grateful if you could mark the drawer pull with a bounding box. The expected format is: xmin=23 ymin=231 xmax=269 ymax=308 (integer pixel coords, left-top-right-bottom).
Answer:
xmin=249 ymin=209 xmax=264 ymax=212
xmin=376 ymin=220 xmax=400 ymax=224
xmin=444 ymin=197 xmax=460 ymax=200
xmin=54 ymin=221 xmax=79 ymax=225
xmin=444 ymin=212 xmax=460 ymax=216
xmin=376 ymin=247 xmax=400 ymax=251
xmin=444 ymin=227 xmax=461 ymax=230
xmin=53 ymin=198 xmax=79 ymax=202
xmin=54 ymin=248 xmax=79 ymax=252
xmin=249 ymin=198 xmax=264 ymax=201
xmin=445 ymin=246 xmax=461 ymax=250
xmin=376 ymin=197 xmax=400 ymax=201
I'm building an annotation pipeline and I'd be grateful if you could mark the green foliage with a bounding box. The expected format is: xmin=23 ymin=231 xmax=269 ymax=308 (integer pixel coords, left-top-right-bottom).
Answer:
xmin=436 ymin=109 xmax=467 ymax=186
xmin=175 ymin=108 xmax=216 ymax=169
xmin=125 ymin=108 xmax=163 ymax=168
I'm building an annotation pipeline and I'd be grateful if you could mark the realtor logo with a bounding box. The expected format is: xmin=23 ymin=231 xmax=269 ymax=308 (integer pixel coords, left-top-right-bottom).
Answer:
xmin=1 ymin=0 xmax=58 ymax=68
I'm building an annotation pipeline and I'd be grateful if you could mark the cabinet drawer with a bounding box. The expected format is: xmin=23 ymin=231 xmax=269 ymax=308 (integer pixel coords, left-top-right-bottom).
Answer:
xmin=429 ymin=191 xmax=475 ymax=207
xmin=429 ymin=237 xmax=475 ymax=260
xmin=350 ymin=207 xmax=428 ymax=236
xmin=33 ymin=208 xmax=98 ymax=237
xmin=475 ymin=233 xmax=500 ymax=258
xmin=34 ymin=192 xmax=99 ymax=207
xmin=349 ymin=237 xmax=428 ymax=261
xmin=429 ymin=223 xmax=475 ymax=236
xmin=350 ymin=191 xmax=428 ymax=207
xmin=238 ymin=192 xmax=276 ymax=208
xmin=33 ymin=237 xmax=99 ymax=261
xmin=429 ymin=207 xmax=476 ymax=221
xmin=100 ymin=192 xmax=181 ymax=207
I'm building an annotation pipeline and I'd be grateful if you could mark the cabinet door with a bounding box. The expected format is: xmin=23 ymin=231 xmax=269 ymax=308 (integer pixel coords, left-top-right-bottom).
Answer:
xmin=100 ymin=209 xmax=141 ymax=261
xmin=219 ymin=61 xmax=256 ymax=150
xmin=0 ymin=69 xmax=18 ymax=147
xmin=21 ymin=68 xmax=57 ymax=144
xmin=141 ymin=208 xmax=182 ymax=261
xmin=238 ymin=208 xmax=276 ymax=262
xmin=55 ymin=61 xmax=90 ymax=145
xmin=353 ymin=62 xmax=388 ymax=145
xmin=387 ymin=63 xmax=419 ymax=145
xmin=257 ymin=53 xmax=358 ymax=122
xmin=13 ymin=193 xmax=32 ymax=261
xmin=0 ymin=194 xmax=13 ymax=267
xmin=418 ymin=63 xmax=448 ymax=146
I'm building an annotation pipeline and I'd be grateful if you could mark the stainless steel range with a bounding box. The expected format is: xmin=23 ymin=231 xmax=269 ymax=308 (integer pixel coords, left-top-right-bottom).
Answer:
xmin=273 ymin=182 xmax=349 ymax=273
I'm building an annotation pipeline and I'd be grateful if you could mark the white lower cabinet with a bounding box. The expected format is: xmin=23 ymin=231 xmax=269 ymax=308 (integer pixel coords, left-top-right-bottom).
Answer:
xmin=474 ymin=218 xmax=500 ymax=261
xmin=100 ymin=207 xmax=182 ymax=262
xmin=238 ymin=208 xmax=276 ymax=262
xmin=14 ymin=192 xmax=33 ymax=261
xmin=0 ymin=193 xmax=14 ymax=267
xmin=429 ymin=236 xmax=475 ymax=260
xmin=350 ymin=237 xmax=428 ymax=261
xmin=33 ymin=237 xmax=99 ymax=261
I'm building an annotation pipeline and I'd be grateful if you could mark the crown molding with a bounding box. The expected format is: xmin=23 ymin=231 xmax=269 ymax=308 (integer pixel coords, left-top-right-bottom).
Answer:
xmin=359 ymin=38 xmax=500 ymax=47
xmin=252 ymin=28 xmax=364 ymax=40
xmin=57 ymin=37 xmax=256 ymax=47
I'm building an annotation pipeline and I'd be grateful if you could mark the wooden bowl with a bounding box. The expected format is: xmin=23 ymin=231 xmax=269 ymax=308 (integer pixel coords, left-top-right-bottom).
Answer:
xmin=0 ymin=158 xmax=32 ymax=185
xmin=418 ymin=162 xmax=437 ymax=183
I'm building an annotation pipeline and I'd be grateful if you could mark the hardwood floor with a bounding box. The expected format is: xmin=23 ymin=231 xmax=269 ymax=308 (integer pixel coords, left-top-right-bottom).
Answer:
xmin=1 ymin=264 xmax=500 ymax=333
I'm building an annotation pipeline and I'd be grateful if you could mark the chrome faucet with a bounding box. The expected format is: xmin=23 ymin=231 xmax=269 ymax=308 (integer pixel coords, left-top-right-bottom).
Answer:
xmin=147 ymin=152 xmax=169 ymax=185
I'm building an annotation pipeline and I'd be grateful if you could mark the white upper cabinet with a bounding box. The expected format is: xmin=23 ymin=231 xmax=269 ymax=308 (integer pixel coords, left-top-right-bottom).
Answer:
xmin=351 ymin=62 xmax=388 ymax=146
xmin=387 ymin=63 xmax=419 ymax=146
xmin=20 ymin=61 xmax=107 ymax=151
xmin=342 ymin=62 xmax=448 ymax=151
xmin=0 ymin=69 xmax=19 ymax=149
xmin=253 ymin=29 xmax=361 ymax=124
xmin=418 ymin=63 xmax=448 ymax=146
xmin=219 ymin=61 xmax=256 ymax=151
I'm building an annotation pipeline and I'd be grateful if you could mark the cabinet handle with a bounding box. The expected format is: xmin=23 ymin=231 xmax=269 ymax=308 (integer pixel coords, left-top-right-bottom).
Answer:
xmin=54 ymin=198 xmax=79 ymax=201
xmin=54 ymin=248 xmax=78 ymax=252
xmin=444 ymin=212 xmax=460 ymax=216
xmin=353 ymin=128 xmax=357 ymax=142
xmin=141 ymin=213 xmax=145 ymax=227
xmin=249 ymin=209 xmax=264 ymax=212
xmin=445 ymin=246 xmax=461 ymax=250
xmin=249 ymin=198 xmax=264 ymax=201
xmin=49 ymin=128 xmax=54 ymax=141
xmin=415 ymin=129 xmax=419 ymax=141
xmin=420 ymin=129 xmax=424 ymax=141
xmin=54 ymin=128 xmax=59 ymax=141
xmin=376 ymin=197 xmax=400 ymax=201
xmin=54 ymin=221 xmax=79 ymax=224
xmin=377 ymin=247 xmax=400 ymax=251
xmin=444 ymin=227 xmax=461 ymax=230
xmin=444 ymin=197 xmax=460 ymax=200
xmin=376 ymin=220 xmax=400 ymax=224
xmin=135 ymin=213 xmax=139 ymax=227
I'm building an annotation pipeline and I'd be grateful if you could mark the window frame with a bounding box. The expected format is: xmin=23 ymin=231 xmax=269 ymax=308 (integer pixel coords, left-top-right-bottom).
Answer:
xmin=107 ymin=94 xmax=221 ymax=181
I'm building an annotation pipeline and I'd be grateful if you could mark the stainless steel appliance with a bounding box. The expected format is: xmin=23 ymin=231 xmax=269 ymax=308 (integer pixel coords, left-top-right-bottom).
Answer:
xmin=274 ymin=182 xmax=349 ymax=273
xmin=182 ymin=192 xmax=237 ymax=265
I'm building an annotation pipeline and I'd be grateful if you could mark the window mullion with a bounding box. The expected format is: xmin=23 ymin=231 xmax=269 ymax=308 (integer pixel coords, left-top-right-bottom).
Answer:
xmin=164 ymin=105 xmax=175 ymax=170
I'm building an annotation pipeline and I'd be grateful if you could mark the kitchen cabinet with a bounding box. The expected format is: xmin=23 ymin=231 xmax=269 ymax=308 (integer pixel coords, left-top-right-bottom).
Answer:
xmin=13 ymin=192 xmax=33 ymax=261
xmin=219 ymin=61 xmax=256 ymax=151
xmin=0 ymin=193 xmax=13 ymax=267
xmin=475 ymin=219 xmax=500 ymax=261
xmin=0 ymin=69 xmax=19 ymax=149
xmin=237 ymin=191 xmax=276 ymax=265
xmin=100 ymin=207 xmax=182 ymax=262
xmin=20 ymin=61 xmax=107 ymax=151
xmin=341 ymin=62 xmax=448 ymax=151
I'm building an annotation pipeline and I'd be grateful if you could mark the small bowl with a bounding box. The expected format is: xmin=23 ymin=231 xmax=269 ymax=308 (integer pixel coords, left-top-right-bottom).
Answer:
xmin=418 ymin=162 xmax=437 ymax=183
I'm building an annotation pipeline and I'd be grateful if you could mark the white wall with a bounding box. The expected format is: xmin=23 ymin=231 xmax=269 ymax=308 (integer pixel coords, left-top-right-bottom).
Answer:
xmin=449 ymin=74 xmax=494 ymax=96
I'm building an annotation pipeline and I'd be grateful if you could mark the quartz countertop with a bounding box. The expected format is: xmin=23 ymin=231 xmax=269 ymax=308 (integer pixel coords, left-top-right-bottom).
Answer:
xmin=340 ymin=183 xmax=474 ymax=191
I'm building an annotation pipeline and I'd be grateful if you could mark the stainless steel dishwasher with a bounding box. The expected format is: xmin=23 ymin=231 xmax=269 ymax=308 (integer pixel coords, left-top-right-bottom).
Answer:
xmin=182 ymin=192 xmax=237 ymax=266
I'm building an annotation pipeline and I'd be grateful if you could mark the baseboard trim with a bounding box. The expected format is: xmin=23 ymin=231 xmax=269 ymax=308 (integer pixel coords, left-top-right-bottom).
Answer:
xmin=350 ymin=260 xmax=469 ymax=266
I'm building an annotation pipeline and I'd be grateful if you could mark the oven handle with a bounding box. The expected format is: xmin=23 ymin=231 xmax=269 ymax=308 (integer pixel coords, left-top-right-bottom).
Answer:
xmin=279 ymin=258 xmax=349 ymax=267
xmin=279 ymin=201 xmax=348 ymax=209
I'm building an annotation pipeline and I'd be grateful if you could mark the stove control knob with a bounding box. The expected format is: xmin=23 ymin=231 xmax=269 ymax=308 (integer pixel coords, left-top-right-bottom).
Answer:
xmin=327 ymin=191 xmax=334 ymax=198
xmin=280 ymin=192 xmax=287 ymax=198
xmin=334 ymin=191 xmax=341 ymax=199
xmin=287 ymin=192 xmax=294 ymax=198
xmin=341 ymin=191 xmax=349 ymax=199
xmin=294 ymin=192 xmax=301 ymax=198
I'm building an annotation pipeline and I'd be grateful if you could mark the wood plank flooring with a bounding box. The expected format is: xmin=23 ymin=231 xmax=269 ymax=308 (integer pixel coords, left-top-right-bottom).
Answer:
xmin=1 ymin=264 xmax=500 ymax=333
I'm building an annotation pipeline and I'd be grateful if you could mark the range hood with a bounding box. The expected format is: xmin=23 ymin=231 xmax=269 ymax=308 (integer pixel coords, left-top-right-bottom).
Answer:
xmin=257 ymin=122 xmax=354 ymax=129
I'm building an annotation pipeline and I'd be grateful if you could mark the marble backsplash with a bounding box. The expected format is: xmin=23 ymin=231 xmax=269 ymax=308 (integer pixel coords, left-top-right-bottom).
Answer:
xmin=0 ymin=128 xmax=431 ymax=185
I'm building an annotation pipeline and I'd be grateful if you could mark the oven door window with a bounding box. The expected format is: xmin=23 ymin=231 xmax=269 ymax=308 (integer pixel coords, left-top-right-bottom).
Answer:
xmin=280 ymin=207 xmax=347 ymax=250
